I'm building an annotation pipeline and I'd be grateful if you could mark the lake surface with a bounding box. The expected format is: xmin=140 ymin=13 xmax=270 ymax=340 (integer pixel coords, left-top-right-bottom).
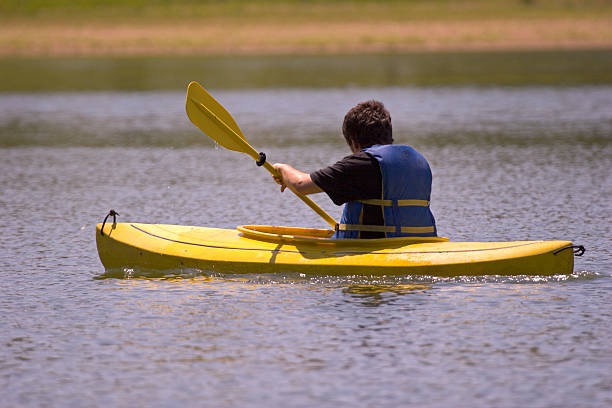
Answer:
xmin=1 ymin=85 xmax=611 ymax=407
xmin=2 ymin=50 xmax=612 ymax=91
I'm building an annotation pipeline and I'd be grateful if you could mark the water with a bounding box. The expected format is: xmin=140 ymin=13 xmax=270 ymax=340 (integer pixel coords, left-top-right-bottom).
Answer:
xmin=1 ymin=86 xmax=611 ymax=407
xmin=2 ymin=50 xmax=612 ymax=92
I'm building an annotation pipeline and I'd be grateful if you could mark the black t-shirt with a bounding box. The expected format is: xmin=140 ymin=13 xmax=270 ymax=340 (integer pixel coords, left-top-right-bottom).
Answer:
xmin=310 ymin=151 xmax=385 ymax=238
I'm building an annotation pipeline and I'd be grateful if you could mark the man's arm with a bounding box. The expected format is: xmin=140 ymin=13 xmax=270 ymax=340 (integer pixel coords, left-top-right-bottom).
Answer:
xmin=272 ymin=163 xmax=323 ymax=195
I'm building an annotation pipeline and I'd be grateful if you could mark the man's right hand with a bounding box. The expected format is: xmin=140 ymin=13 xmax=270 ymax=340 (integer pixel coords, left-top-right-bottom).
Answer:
xmin=271 ymin=163 xmax=322 ymax=195
xmin=272 ymin=163 xmax=289 ymax=192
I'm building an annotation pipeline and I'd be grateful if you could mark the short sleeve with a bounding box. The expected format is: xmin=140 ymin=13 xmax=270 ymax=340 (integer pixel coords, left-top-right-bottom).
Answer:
xmin=310 ymin=152 xmax=381 ymax=206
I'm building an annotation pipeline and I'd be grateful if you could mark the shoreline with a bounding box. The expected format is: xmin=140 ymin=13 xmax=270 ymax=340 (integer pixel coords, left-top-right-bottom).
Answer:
xmin=2 ymin=1 xmax=611 ymax=90
xmin=2 ymin=42 xmax=612 ymax=58
xmin=2 ymin=44 xmax=612 ymax=59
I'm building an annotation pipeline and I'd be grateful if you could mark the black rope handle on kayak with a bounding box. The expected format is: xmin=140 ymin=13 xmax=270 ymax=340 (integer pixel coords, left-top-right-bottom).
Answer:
xmin=100 ymin=209 xmax=119 ymax=236
xmin=553 ymin=244 xmax=585 ymax=256
xmin=256 ymin=152 xmax=266 ymax=166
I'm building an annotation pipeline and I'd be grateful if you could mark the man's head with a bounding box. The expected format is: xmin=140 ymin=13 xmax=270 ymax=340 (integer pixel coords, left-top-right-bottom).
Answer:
xmin=342 ymin=100 xmax=393 ymax=152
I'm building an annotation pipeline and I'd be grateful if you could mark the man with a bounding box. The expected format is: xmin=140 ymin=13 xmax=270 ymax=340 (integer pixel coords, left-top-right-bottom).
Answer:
xmin=273 ymin=100 xmax=437 ymax=239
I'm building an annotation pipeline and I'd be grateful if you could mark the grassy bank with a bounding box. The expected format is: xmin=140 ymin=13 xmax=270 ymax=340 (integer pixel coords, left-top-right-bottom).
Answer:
xmin=1 ymin=0 xmax=611 ymax=56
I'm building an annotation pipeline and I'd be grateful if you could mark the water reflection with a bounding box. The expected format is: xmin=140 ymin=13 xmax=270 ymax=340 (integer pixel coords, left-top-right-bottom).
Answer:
xmin=95 ymin=267 xmax=211 ymax=280
xmin=1 ymin=51 xmax=611 ymax=92
xmin=95 ymin=265 xmax=601 ymax=285
xmin=343 ymin=284 xmax=432 ymax=307
xmin=344 ymin=284 xmax=431 ymax=295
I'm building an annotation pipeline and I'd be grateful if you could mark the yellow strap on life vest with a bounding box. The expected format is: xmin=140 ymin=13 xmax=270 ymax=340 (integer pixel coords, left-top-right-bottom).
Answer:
xmin=400 ymin=226 xmax=436 ymax=234
xmin=359 ymin=199 xmax=429 ymax=207
xmin=337 ymin=224 xmax=435 ymax=234
xmin=337 ymin=224 xmax=397 ymax=233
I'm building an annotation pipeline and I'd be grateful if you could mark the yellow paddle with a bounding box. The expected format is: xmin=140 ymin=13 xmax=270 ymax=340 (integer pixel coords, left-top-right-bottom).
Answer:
xmin=185 ymin=81 xmax=337 ymax=228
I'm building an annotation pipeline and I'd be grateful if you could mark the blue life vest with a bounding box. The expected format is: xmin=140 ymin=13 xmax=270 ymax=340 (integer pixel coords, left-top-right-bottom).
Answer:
xmin=334 ymin=144 xmax=437 ymax=239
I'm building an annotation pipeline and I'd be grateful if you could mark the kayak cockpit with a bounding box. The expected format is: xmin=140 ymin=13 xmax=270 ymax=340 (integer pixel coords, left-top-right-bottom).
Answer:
xmin=237 ymin=225 xmax=449 ymax=246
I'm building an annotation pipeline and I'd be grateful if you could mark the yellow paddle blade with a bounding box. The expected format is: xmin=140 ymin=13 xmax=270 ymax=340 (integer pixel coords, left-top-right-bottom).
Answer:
xmin=185 ymin=81 xmax=338 ymax=228
xmin=186 ymin=81 xmax=245 ymax=139
xmin=186 ymin=81 xmax=254 ymax=154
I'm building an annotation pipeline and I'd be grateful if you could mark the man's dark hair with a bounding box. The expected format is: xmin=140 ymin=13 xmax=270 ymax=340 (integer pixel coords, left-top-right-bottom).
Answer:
xmin=342 ymin=100 xmax=393 ymax=149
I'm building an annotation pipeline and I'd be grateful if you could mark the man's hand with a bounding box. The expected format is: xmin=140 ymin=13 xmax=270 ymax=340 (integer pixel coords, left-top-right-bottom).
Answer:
xmin=272 ymin=163 xmax=323 ymax=195
xmin=272 ymin=163 xmax=289 ymax=192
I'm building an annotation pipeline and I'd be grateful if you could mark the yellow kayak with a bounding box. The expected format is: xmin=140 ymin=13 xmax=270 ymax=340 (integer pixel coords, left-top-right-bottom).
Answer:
xmin=95 ymin=222 xmax=582 ymax=276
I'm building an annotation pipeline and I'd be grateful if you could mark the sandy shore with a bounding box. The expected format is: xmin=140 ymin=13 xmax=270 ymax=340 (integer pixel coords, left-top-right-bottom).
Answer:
xmin=1 ymin=16 xmax=611 ymax=56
